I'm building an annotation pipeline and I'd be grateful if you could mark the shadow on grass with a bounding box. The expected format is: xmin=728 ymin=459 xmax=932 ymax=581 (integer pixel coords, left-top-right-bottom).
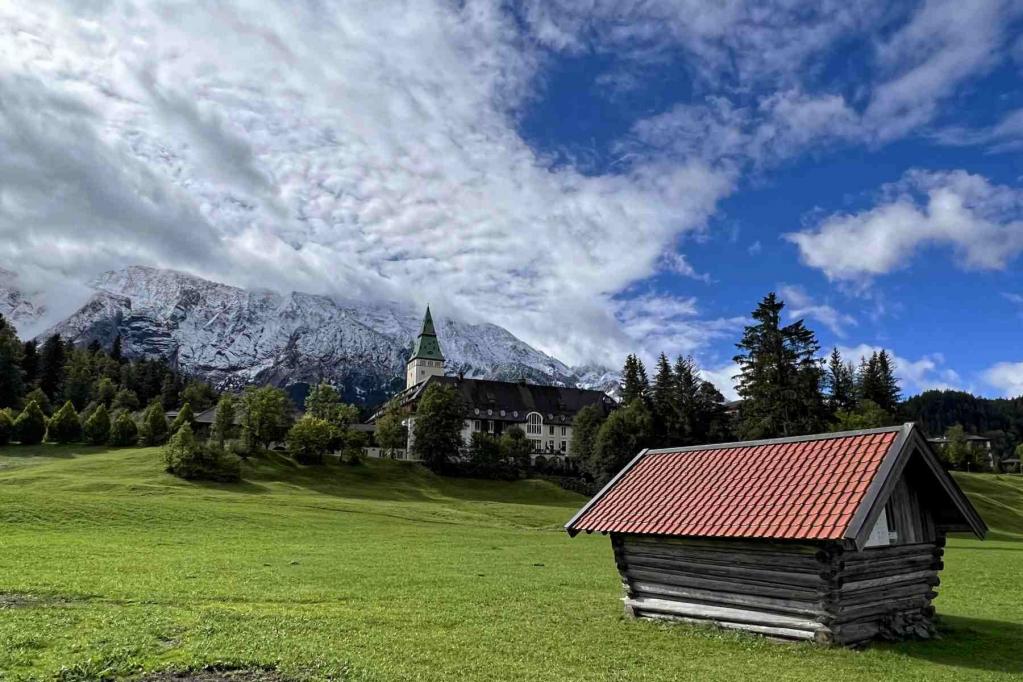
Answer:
xmin=236 ymin=451 xmax=581 ymax=508
xmin=894 ymin=615 xmax=1023 ymax=673
xmin=0 ymin=443 xmax=108 ymax=459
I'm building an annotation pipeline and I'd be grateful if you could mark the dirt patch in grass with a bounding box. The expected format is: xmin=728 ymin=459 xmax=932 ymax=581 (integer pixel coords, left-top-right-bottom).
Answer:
xmin=137 ymin=668 xmax=288 ymax=682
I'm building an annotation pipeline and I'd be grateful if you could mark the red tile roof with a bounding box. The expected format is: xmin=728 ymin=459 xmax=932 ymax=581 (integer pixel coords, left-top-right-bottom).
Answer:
xmin=567 ymin=428 xmax=903 ymax=541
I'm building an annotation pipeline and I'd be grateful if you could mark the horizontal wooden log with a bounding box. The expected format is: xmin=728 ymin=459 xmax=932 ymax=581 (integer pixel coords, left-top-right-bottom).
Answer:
xmin=832 ymin=584 xmax=937 ymax=608
xmin=626 ymin=567 xmax=825 ymax=601
xmin=630 ymin=579 xmax=827 ymax=617
xmin=829 ymin=597 xmax=935 ymax=625
xmin=831 ymin=621 xmax=881 ymax=645
xmin=840 ymin=569 xmax=938 ymax=594
xmin=839 ymin=562 xmax=942 ymax=584
xmin=640 ymin=613 xmax=821 ymax=641
xmin=842 ymin=543 xmax=941 ymax=562
xmin=616 ymin=534 xmax=826 ymax=556
xmin=625 ymin=596 xmax=824 ymax=631
xmin=619 ymin=553 xmax=831 ymax=588
xmin=839 ymin=555 xmax=940 ymax=579
xmin=618 ymin=542 xmax=831 ymax=571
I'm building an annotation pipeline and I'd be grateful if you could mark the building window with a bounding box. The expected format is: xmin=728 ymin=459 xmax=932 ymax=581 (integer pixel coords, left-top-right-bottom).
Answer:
xmin=548 ymin=425 xmax=554 ymax=435
xmin=547 ymin=440 xmax=555 ymax=452
xmin=560 ymin=441 xmax=567 ymax=452
xmin=561 ymin=426 xmax=567 ymax=436
xmin=473 ymin=420 xmax=481 ymax=432
xmin=527 ymin=412 xmax=542 ymax=435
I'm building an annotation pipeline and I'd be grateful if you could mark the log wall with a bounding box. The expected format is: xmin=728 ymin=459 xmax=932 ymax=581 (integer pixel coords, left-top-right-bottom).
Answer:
xmin=612 ymin=533 xmax=945 ymax=646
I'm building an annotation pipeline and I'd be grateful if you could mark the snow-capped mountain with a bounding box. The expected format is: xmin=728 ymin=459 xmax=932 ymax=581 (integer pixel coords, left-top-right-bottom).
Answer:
xmin=31 ymin=266 xmax=617 ymax=404
xmin=0 ymin=269 xmax=46 ymax=331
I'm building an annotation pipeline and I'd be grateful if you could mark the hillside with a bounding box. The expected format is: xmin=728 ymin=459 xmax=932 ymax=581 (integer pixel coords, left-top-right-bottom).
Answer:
xmin=3 ymin=266 xmax=619 ymax=405
xmin=0 ymin=445 xmax=1021 ymax=681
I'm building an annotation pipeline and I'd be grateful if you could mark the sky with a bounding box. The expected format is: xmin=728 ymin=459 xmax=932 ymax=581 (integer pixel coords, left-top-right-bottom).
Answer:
xmin=1 ymin=1 xmax=1022 ymax=399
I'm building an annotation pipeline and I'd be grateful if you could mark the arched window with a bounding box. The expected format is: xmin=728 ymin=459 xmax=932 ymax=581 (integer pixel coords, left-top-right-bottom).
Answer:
xmin=526 ymin=412 xmax=542 ymax=435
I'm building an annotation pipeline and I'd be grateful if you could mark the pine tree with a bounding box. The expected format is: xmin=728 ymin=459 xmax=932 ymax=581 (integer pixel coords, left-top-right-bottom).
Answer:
xmin=160 ymin=374 xmax=181 ymax=411
xmin=695 ymin=380 xmax=732 ymax=443
xmin=46 ymin=401 xmax=82 ymax=443
xmin=109 ymin=411 xmax=139 ymax=446
xmin=569 ymin=403 xmax=606 ymax=466
xmin=83 ymin=404 xmax=111 ymax=445
xmin=0 ymin=314 xmax=24 ymax=409
xmin=24 ymin=387 xmax=52 ymax=415
xmin=170 ymin=402 xmax=195 ymax=434
xmin=86 ymin=339 xmax=103 ymax=355
xmin=138 ymin=402 xmax=170 ymax=446
xmin=620 ymin=354 xmax=650 ymax=405
xmin=13 ymin=400 xmax=46 ymax=444
xmin=589 ymin=400 xmax=652 ymax=484
xmin=38 ymin=334 xmax=67 ymax=401
xmin=210 ymin=394 xmax=238 ymax=448
xmin=651 ymin=353 xmax=677 ymax=444
xmin=875 ymin=350 xmax=901 ymax=414
xmin=111 ymin=334 xmax=123 ymax=363
xmin=733 ymin=293 xmax=827 ymax=439
xmin=824 ymin=348 xmax=856 ymax=413
xmin=21 ymin=340 xmax=39 ymax=388
xmin=673 ymin=355 xmax=701 ymax=444
xmin=62 ymin=349 xmax=94 ymax=410
xmin=0 ymin=408 xmax=13 ymax=445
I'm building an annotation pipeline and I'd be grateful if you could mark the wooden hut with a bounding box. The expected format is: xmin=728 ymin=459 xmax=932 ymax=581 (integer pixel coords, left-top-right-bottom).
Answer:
xmin=565 ymin=424 xmax=986 ymax=646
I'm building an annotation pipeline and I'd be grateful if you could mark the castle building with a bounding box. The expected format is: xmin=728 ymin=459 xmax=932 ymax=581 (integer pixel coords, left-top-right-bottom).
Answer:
xmin=380 ymin=306 xmax=615 ymax=458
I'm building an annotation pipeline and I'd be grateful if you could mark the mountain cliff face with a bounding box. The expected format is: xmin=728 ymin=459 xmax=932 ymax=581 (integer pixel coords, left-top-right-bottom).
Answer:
xmin=0 ymin=269 xmax=46 ymax=331
xmin=32 ymin=266 xmax=617 ymax=404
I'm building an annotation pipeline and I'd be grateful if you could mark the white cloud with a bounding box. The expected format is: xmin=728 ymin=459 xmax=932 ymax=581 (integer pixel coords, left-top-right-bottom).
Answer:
xmin=983 ymin=361 xmax=1023 ymax=397
xmin=786 ymin=170 xmax=1023 ymax=282
xmin=700 ymin=362 xmax=740 ymax=402
xmin=662 ymin=252 xmax=711 ymax=282
xmin=934 ymin=107 xmax=1023 ymax=152
xmin=838 ymin=344 xmax=961 ymax=395
xmin=614 ymin=293 xmax=745 ymax=366
xmin=778 ymin=284 xmax=856 ymax=337
xmin=0 ymin=1 xmax=736 ymax=367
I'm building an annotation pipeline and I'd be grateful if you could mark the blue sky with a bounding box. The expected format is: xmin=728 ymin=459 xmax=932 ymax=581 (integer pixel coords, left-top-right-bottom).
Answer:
xmin=2 ymin=1 xmax=1023 ymax=398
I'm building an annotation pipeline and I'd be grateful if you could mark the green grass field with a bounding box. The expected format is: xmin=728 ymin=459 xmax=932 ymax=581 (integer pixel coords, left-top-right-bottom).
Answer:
xmin=0 ymin=445 xmax=1021 ymax=681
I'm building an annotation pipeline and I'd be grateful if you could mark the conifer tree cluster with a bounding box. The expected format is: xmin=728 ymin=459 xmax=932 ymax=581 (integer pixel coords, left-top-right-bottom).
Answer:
xmin=572 ymin=351 xmax=732 ymax=485
xmin=0 ymin=315 xmax=216 ymax=447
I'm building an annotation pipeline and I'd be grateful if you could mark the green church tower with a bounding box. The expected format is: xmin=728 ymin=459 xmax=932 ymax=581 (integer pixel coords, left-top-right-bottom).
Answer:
xmin=406 ymin=306 xmax=446 ymax=388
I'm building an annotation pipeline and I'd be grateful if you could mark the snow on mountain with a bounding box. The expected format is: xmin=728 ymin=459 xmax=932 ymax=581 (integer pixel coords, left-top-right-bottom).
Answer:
xmin=36 ymin=266 xmax=616 ymax=404
xmin=0 ymin=269 xmax=47 ymax=332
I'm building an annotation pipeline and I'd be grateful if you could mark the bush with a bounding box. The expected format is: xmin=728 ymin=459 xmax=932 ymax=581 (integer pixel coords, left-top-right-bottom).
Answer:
xmin=23 ymin=387 xmax=52 ymax=416
xmin=287 ymin=416 xmax=333 ymax=464
xmin=46 ymin=401 xmax=82 ymax=443
xmin=14 ymin=401 xmax=47 ymax=444
xmin=170 ymin=402 xmax=195 ymax=434
xmin=109 ymin=411 xmax=138 ymax=446
xmin=163 ymin=423 xmax=240 ymax=482
xmin=83 ymin=405 xmax=111 ymax=445
xmin=0 ymin=408 xmax=13 ymax=445
xmin=138 ymin=402 xmax=169 ymax=446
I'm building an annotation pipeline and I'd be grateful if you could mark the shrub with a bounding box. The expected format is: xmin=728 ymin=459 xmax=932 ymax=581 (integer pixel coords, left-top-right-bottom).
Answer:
xmin=46 ymin=401 xmax=83 ymax=443
xmin=83 ymin=404 xmax=111 ymax=445
xmin=287 ymin=415 xmax=333 ymax=464
xmin=0 ymin=408 xmax=13 ymax=445
xmin=170 ymin=402 xmax=195 ymax=434
xmin=109 ymin=411 xmax=138 ymax=446
xmin=112 ymin=388 xmax=140 ymax=412
xmin=163 ymin=424 xmax=240 ymax=482
xmin=14 ymin=401 xmax=47 ymax=444
xmin=138 ymin=402 xmax=169 ymax=446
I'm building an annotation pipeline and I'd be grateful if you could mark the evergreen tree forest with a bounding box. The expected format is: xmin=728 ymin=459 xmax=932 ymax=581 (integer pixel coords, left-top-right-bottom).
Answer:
xmin=0 ymin=315 xmax=217 ymax=447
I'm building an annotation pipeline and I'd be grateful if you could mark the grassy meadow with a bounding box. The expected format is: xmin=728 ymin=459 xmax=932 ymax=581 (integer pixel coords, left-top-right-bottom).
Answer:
xmin=0 ymin=445 xmax=1021 ymax=681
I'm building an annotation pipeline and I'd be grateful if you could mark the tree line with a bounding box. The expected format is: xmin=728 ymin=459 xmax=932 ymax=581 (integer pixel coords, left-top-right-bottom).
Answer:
xmin=568 ymin=292 xmax=912 ymax=485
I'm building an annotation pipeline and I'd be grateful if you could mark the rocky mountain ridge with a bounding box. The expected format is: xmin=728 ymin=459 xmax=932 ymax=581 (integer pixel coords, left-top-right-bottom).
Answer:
xmin=6 ymin=266 xmax=618 ymax=405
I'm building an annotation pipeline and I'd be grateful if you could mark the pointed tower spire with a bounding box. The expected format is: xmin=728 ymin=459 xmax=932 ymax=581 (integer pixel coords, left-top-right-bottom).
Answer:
xmin=411 ymin=305 xmax=444 ymax=362
xmin=407 ymin=305 xmax=445 ymax=388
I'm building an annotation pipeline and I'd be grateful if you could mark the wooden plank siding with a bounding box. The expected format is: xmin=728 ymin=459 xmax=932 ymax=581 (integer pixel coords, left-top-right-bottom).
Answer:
xmin=612 ymin=534 xmax=943 ymax=646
